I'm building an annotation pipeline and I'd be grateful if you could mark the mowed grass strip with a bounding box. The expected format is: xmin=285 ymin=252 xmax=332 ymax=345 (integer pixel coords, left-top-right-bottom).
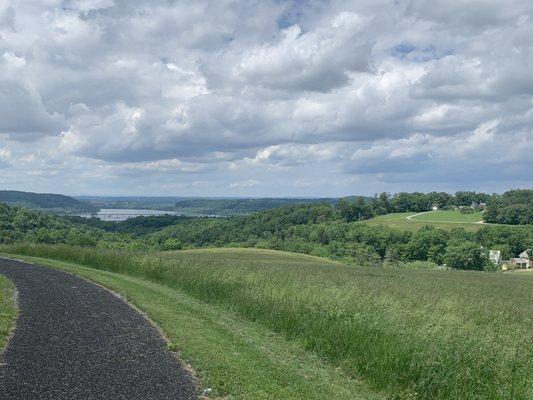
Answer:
xmin=411 ymin=210 xmax=484 ymax=223
xmin=365 ymin=212 xmax=486 ymax=231
xmin=1 ymin=245 xmax=532 ymax=400
xmin=0 ymin=253 xmax=382 ymax=400
xmin=0 ymin=273 xmax=17 ymax=352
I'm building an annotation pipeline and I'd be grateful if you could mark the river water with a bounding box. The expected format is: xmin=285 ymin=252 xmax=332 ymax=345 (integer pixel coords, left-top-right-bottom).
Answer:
xmin=76 ymin=208 xmax=180 ymax=221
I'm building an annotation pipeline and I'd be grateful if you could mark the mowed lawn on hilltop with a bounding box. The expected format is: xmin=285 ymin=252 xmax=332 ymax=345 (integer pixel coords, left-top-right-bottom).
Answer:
xmin=365 ymin=211 xmax=485 ymax=231
xmin=411 ymin=210 xmax=484 ymax=223
xmin=1 ymin=245 xmax=532 ymax=400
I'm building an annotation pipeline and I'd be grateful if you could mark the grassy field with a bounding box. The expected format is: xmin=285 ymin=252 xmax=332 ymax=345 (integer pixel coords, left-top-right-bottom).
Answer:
xmin=1 ymin=245 xmax=532 ymax=400
xmin=0 ymin=273 xmax=16 ymax=353
xmin=411 ymin=210 xmax=484 ymax=223
xmin=365 ymin=211 xmax=486 ymax=231
xmin=0 ymin=251 xmax=380 ymax=400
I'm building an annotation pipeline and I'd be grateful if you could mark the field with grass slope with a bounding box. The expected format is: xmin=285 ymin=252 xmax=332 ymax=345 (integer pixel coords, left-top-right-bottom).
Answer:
xmin=411 ymin=210 xmax=484 ymax=223
xmin=1 ymin=245 xmax=532 ymax=400
xmin=0 ymin=273 xmax=16 ymax=352
xmin=365 ymin=211 xmax=486 ymax=231
xmin=0 ymin=250 xmax=380 ymax=400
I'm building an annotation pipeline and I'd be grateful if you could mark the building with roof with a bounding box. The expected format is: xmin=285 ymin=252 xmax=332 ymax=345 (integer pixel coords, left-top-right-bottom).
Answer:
xmin=509 ymin=250 xmax=531 ymax=269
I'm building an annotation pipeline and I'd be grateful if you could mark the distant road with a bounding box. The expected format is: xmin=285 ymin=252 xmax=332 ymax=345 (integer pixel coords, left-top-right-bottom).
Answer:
xmin=0 ymin=258 xmax=197 ymax=400
xmin=405 ymin=211 xmax=432 ymax=220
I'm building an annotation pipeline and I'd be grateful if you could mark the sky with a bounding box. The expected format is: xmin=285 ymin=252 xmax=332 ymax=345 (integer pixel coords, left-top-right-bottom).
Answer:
xmin=0 ymin=0 xmax=532 ymax=197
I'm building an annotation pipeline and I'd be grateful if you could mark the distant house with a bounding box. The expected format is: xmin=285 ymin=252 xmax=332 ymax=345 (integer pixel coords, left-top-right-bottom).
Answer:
xmin=489 ymin=250 xmax=502 ymax=266
xmin=509 ymin=250 xmax=531 ymax=269
xmin=432 ymin=204 xmax=439 ymax=211
xmin=471 ymin=202 xmax=487 ymax=210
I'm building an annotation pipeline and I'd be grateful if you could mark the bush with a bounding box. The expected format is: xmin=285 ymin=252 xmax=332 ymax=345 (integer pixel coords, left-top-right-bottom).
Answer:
xmin=159 ymin=238 xmax=183 ymax=251
xmin=444 ymin=242 xmax=489 ymax=270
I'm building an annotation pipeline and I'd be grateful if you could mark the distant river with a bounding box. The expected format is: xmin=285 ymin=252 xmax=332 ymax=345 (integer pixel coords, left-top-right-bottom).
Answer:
xmin=77 ymin=208 xmax=180 ymax=222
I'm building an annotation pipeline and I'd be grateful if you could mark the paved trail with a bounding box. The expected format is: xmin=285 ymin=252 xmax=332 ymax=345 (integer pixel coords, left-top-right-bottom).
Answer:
xmin=0 ymin=257 xmax=197 ymax=400
xmin=405 ymin=211 xmax=432 ymax=221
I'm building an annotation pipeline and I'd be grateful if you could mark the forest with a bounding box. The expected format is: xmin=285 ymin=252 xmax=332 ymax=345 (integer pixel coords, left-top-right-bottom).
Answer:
xmin=339 ymin=189 xmax=533 ymax=224
xmin=0 ymin=190 xmax=97 ymax=213
xmin=1 ymin=200 xmax=531 ymax=270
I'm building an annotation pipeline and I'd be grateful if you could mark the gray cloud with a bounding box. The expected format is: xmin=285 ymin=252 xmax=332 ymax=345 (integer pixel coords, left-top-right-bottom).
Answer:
xmin=0 ymin=79 xmax=66 ymax=140
xmin=0 ymin=0 xmax=531 ymax=195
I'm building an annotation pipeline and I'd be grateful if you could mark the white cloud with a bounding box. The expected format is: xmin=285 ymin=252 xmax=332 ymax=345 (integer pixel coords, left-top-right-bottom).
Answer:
xmin=235 ymin=12 xmax=372 ymax=92
xmin=229 ymin=179 xmax=259 ymax=188
xmin=0 ymin=0 xmax=531 ymax=195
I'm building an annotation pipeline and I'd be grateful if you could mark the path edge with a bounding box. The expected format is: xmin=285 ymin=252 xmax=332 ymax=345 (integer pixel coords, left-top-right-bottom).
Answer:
xmin=0 ymin=272 xmax=18 ymax=364
xmin=0 ymin=255 xmax=203 ymax=397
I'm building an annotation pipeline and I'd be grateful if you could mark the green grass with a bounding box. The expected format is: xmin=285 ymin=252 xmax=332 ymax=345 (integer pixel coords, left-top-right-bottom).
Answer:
xmin=0 ymin=252 xmax=381 ymax=400
xmin=365 ymin=212 xmax=486 ymax=231
xmin=1 ymin=245 xmax=532 ymax=400
xmin=0 ymin=273 xmax=16 ymax=352
xmin=411 ymin=210 xmax=484 ymax=223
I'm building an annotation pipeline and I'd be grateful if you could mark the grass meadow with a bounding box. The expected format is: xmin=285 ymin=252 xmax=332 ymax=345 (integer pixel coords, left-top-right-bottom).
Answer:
xmin=411 ymin=210 xmax=484 ymax=223
xmin=0 ymin=273 xmax=16 ymax=352
xmin=365 ymin=211 xmax=485 ymax=231
xmin=1 ymin=245 xmax=532 ymax=400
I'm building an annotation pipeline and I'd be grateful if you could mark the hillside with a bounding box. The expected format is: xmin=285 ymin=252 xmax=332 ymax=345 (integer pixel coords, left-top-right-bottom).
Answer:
xmin=365 ymin=211 xmax=486 ymax=232
xmin=75 ymin=196 xmax=181 ymax=211
xmin=2 ymin=201 xmax=532 ymax=269
xmin=173 ymin=197 xmax=340 ymax=215
xmin=1 ymin=246 xmax=531 ymax=400
xmin=0 ymin=190 xmax=97 ymax=214
xmin=76 ymin=196 xmax=343 ymax=215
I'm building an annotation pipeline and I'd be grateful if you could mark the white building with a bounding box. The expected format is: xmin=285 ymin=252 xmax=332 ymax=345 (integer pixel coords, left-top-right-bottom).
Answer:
xmin=489 ymin=250 xmax=501 ymax=266
xmin=511 ymin=250 xmax=531 ymax=269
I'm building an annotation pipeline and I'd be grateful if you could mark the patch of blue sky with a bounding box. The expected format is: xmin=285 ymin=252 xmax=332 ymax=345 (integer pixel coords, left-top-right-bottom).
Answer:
xmin=392 ymin=44 xmax=454 ymax=61
xmin=392 ymin=44 xmax=416 ymax=58
xmin=276 ymin=0 xmax=328 ymax=30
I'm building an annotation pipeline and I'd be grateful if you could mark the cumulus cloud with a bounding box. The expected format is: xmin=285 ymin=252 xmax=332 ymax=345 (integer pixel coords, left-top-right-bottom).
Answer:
xmin=235 ymin=11 xmax=372 ymax=92
xmin=0 ymin=0 xmax=531 ymax=195
xmin=0 ymin=147 xmax=11 ymax=168
xmin=0 ymin=79 xmax=66 ymax=140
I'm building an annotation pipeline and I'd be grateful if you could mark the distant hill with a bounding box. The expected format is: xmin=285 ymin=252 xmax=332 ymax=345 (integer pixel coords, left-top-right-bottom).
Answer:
xmin=76 ymin=196 xmax=345 ymax=215
xmin=75 ymin=196 xmax=182 ymax=211
xmin=173 ymin=198 xmax=341 ymax=215
xmin=0 ymin=190 xmax=98 ymax=214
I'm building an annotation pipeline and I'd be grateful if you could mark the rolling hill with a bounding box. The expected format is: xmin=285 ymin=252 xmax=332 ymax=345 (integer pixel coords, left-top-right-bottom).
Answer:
xmin=0 ymin=190 xmax=98 ymax=214
xmin=76 ymin=196 xmax=348 ymax=215
xmin=365 ymin=211 xmax=487 ymax=231
xmin=1 ymin=246 xmax=531 ymax=400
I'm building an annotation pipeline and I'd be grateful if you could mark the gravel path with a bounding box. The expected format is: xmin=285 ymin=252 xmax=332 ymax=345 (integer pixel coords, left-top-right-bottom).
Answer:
xmin=0 ymin=257 xmax=198 ymax=400
xmin=405 ymin=211 xmax=432 ymax=220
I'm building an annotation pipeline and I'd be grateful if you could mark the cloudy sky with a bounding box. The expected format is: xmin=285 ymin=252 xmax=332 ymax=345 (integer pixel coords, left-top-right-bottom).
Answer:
xmin=0 ymin=0 xmax=532 ymax=197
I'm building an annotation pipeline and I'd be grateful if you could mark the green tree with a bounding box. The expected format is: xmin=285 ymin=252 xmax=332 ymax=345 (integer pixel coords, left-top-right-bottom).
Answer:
xmin=444 ymin=242 xmax=489 ymax=270
xmin=403 ymin=226 xmax=448 ymax=263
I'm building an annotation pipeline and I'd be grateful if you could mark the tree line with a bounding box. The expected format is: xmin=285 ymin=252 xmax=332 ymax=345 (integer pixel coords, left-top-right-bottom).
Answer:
xmin=147 ymin=203 xmax=532 ymax=270
xmin=1 ymin=198 xmax=532 ymax=271
xmin=336 ymin=189 xmax=532 ymax=224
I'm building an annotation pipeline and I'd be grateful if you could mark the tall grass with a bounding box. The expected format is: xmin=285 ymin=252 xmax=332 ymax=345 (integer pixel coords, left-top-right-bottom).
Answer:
xmin=0 ymin=273 xmax=16 ymax=352
xmin=2 ymin=244 xmax=532 ymax=400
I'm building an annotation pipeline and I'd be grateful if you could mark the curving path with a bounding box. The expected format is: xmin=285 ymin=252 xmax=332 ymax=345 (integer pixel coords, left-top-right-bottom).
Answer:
xmin=0 ymin=257 xmax=198 ymax=400
xmin=405 ymin=211 xmax=432 ymax=220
